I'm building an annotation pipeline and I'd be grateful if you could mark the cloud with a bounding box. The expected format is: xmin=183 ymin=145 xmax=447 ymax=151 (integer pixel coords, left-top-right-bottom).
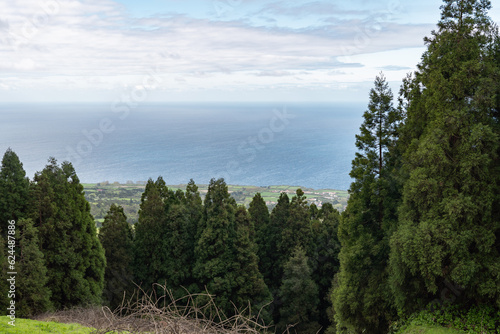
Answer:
xmin=0 ymin=0 xmax=437 ymax=102
xmin=379 ymin=65 xmax=412 ymax=71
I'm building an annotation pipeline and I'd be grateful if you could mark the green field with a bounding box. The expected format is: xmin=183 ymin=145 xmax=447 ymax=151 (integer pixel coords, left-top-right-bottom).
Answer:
xmin=83 ymin=182 xmax=349 ymax=225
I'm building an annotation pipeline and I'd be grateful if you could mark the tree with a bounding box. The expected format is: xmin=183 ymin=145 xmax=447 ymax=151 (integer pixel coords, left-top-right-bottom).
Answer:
xmin=0 ymin=235 xmax=10 ymax=315
xmin=31 ymin=158 xmax=105 ymax=309
xmin=16 ymin=218 xmax=52 ymax=317
xmin=278 ymin=189 xmax=311 ymax=266
xmin=0 ymin=148 xmax=30 ymax=235
xmin=249 ymin=194 xmax=272 ymax=285
xmin=389 ymin=0 xmax=500 ymax=314
xmin=232 ymin=206 xmax=272 ymax=323
xmin=99 ymin=204 xmax=134 ymax=309
xmin=310 ymin=203 xmax=341 ymax=331
xmin=332 ymin=73 xmax=400 ymax=333
xmin=278 ymin=246 xmax=320 ymax=334
xmin=193 ymin=178 xmax=238 ymax=315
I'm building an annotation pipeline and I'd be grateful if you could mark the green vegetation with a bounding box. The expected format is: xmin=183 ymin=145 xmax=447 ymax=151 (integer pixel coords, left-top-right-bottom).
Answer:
xmin=0 ymin=316 xmax=94 ymax=334
xmin=0 ymin=1 xmax=499 ymax=333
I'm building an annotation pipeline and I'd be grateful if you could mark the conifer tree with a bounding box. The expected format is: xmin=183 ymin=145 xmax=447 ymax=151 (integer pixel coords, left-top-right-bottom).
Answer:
xmin=0 ymin=149 xmax=30 ymax=235
xmin=31 ymin=158 xmax=105 ymax=309
xmin=278 ymin=189 xmax=311 ymax=264
xmin=99 ymin=204 xmax=134 ymax=309
xmin=249 ymin=194 xmax=273 ymax=287
xmin=278 ymin=246 xmax=320 ymax=334
xmin=0 ymin=235 xmax=10 ymax=315
xmin=390 ymin=0 xmax=500 ymax=314
xmin=332 ymin=73 xmax=400 ymax=333
xmin=16 ymin=218 xmax=52 ymax=317
xmin=193 ymin=178 xmax=238 ymax=315
xmin=233 ymin=206 xmax=272 ymax=323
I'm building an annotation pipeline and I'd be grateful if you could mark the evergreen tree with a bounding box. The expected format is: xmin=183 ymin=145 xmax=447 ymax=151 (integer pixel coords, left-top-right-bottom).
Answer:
xmin=133 ymin=177 xmax=170 ymax=289
xmin=310 ymin=203 xmax=341 ymax=331
xmin=31 ymin=158 xmax=106 ymax=309
xmin=390 ymin=0 xmax=500 ymax=314
xmin=249 ymin=194 xmax=272 ymax=286
xmin=193 ymin=178 xmax=238 ymax=315
xmin=233 ymin=206 xmax=272 ymax=323
xmin=99 ymin=204 xmax=134 ymax=309
xmin=16 ymin=218 xmax=52 ymax=317
xmin=0 ymin=148 xmax=30 ymax=235
xmin=0 ymin=235 xmax=10 ymax=315
xmin=332 ymin=73 xmax=400 ymax=333
xmin=278 ymin=246 xmax=320 ymax=334
xmin=278 ymin=189 xmax=311 ymax=264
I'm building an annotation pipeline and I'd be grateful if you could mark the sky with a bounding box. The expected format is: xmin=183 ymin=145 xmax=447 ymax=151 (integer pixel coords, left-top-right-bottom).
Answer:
xmin=1 ymin=0 xmax=500 ymax=103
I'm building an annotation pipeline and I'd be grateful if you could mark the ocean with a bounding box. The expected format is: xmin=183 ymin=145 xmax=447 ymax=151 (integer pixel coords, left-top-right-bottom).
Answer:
xmin=0 ymin=102 xmax=365 ymax=190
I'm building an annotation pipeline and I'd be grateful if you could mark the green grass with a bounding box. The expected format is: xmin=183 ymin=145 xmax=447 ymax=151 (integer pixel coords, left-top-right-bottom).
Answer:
xmin=0 ymin=316 xmax=95 ymax=333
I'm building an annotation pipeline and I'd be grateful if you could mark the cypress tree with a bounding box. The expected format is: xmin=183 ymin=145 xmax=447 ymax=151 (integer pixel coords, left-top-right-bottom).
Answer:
xmin=278 ymin=246 xmax=320 ymax=334
xmin=133 ymin=177 xmax=170 ymax=289
xmin=249 ymin=194 xmax=273 ymax=287
xmin=16 ymin=218 xmax=52 ymax=317
xmin=0 ymin=148 xmax=30 ymax=235
xmin=31 ymin=158 xmax=106 ymax=309
xmin=193 ymin=178 xmax=238 ymax=315
xmin=332 ymin=73 xmax=400 ymax=333
xmin=390 ymin=0 xmax=500 ymax=314
xmin=99 ymin=204 xmax=134 ymax=309
xmin=233 ymin=205 xmax=272 ymax=323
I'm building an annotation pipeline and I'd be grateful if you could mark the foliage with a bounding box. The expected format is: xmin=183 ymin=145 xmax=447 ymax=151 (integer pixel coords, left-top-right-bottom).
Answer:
xmin=332 ymin=73 xmax=400 ymax=333
xmin=389 ymin=0 xmax=500 ymax=314
xmin=15 ymin=218 xmax=52 ymax=317
xmin=30 ymin=158 xmax=105 ymax=309
xmin=0 ymin=148 xmax=30 ymax=235
xmin=99 ymin=204 xmax=134 ymax=309
xmin=277 ymin=246 xmax=320 ymax=334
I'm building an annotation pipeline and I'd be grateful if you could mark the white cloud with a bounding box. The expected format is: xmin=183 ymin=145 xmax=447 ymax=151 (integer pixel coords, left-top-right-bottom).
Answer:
xmin=0 ymin=0 xmax=452 ymax=102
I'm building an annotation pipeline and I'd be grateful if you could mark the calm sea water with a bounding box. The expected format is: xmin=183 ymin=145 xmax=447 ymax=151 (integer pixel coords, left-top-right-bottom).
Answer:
xmin=0 ymin=103 xmax=364 ymax=190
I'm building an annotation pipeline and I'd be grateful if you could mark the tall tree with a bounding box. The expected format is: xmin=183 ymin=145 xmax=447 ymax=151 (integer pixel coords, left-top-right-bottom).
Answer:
xmin=332 ymin=73 xmax=400 ymax=333
xmin=193 ymin=178 xmax=238 ymax=315
xmin=16 ymin=218 xmax=52 ymax=317
xmin=249 ymin=194 xmax=272 ymax=286
xmin=99 ymin=204 xmax=134 ymax=309
xmin=389 ymin=0 xmax=500 ymax=314
xmin=233 ymin=206 xmax=272 ymax=323
xmin=0 ymin=149 xmax=30 ymax=235
xmin=31 ymin=158 xmax=106 ymax=309
xmin=278 ymin=246 xmax=320 ymax=334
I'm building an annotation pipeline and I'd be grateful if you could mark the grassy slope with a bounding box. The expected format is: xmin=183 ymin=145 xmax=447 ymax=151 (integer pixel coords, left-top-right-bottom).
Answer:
xmin=0 ymin=316 xmax=466 ymax=334
xmin=0 ymin=316 xmax=94 ymax=334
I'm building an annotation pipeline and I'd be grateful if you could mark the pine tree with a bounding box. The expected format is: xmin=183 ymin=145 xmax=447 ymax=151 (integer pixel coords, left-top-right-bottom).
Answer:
xmin=16 ymin=218 xmax=52 ymax=317
xmin=332 ymin=73 xmax=400 ymax=333
xmin=99 ymin=204 xmax=134 ymax=309
xmin=278 ymin=246 xmax=320 ymax=334
xmin=0 ymin=148 xmax=30 ymax=235
xmin=31 ymin=158 xmax=106 ymax=309
xmin=390 ymin=0 xmax=500 ymax=314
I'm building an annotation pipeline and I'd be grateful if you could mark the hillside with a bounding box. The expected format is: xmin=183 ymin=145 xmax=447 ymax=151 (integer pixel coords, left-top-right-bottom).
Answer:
xmin=82 ymin=182 xmax=348 ymax=225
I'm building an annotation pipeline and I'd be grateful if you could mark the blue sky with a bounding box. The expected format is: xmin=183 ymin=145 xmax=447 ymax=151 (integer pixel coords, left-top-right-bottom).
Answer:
xmin=1 ymin=0 xmax=499 ymax=103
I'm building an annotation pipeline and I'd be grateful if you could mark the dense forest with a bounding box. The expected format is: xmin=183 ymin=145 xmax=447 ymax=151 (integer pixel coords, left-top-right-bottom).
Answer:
xmin=1 ymin=0 xmax=500 ymax=333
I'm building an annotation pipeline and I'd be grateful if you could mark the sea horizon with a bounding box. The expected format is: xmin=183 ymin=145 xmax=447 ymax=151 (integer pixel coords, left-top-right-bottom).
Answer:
xmin=1 ymin=102 xmax=365 ymax=190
